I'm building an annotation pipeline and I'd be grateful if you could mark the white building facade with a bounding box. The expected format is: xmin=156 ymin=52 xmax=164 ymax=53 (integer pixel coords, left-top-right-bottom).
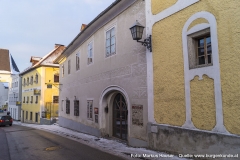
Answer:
xmin=55 ymin=0 xmax=148 ymax=147
xmin=8 ymin=74 xmax=22 ymax=120
xmin=0 ymin=48 xmax=20 ymax=110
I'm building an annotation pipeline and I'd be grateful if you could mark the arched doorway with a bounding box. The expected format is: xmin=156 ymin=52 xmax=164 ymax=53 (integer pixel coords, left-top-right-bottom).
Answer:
xmin=112 ymin=93 xmax=128 ymax=140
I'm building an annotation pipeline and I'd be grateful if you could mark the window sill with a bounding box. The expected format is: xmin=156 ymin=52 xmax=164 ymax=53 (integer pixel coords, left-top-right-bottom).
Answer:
xmin=190 ymin=63 xmax=213 ymax=70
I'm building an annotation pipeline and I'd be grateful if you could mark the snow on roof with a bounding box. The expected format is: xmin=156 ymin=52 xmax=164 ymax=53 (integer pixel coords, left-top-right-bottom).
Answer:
xmin=32 ymin=47 xmax=58 ymax=68
xmin=30 ymin=56 xmax=42 ymax=62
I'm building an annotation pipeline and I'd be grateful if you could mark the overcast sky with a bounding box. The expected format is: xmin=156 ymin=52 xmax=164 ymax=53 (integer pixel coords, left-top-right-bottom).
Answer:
xmin=0 ymin=0 xmax=115 ymax=72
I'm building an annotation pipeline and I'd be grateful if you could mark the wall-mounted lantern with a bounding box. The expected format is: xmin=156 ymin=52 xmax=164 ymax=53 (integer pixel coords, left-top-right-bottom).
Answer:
xmin=129 ymin=20 xmax=152 ymax=52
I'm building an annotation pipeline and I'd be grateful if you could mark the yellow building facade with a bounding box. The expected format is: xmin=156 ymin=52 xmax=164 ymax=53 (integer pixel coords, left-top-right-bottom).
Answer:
xmin=146 ymin=0 xmax=240 ymax=155
xmin=21 ymin=44 xmax=65 ymax=124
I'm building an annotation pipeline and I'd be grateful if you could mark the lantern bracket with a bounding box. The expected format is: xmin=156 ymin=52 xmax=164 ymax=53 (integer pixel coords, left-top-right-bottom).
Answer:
xmin=137 ymin=35 xmax=152 ymax=52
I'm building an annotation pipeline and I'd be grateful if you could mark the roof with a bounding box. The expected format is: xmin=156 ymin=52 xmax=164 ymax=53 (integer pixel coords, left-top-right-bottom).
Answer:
xmin=0 ymin=48 xmax=20 ymax=74
xmin=54 ymin=0 xmax=136 ymax=63
xmin=20 ymin=45 xmax=65 ymax=75
xmin=0 ymin=49 xmax=10 ymax=72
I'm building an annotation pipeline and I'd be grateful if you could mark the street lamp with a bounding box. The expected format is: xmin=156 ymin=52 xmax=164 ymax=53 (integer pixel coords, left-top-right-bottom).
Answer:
xmin=129 ymin=20 xmax=152 ymax=52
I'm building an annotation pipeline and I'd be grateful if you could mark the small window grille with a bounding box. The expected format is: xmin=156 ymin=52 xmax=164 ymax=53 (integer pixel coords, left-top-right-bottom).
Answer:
xmin=66 ymin=100 xmax=70 ymax=114
xmin=87 ymin=100 xmax=93 ymax=119
xmin=74 ymin=100 xmax=79 ymax=116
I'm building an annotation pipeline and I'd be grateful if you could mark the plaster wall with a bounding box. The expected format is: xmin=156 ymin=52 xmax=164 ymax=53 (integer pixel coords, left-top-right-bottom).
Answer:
xmin=21 ymin=68 xmax=42 ymax=123
xmin=8 ymin=74 xmax=22 ymax=120
xmin=151 ymin=0 xmax=240 ymax=135
xmin=151 ymin=0 xmax=178 ymax=15
xmin=59 ymin=0 xmax=148 ymax=144
xmin=0 ymin=81 xmax=9 ymax=108
xmin=190 ymin=75 xmax=215 ymax=130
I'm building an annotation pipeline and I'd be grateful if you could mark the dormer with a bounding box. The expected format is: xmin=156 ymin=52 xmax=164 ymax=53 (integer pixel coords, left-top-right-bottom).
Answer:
xmin=30 ymin=56 xmax=42 ymax=66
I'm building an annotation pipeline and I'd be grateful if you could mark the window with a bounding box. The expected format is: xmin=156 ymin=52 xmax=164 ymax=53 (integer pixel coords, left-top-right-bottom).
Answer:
xmin=30 ymin=112 xmax=32 ymax=120
xmin=87 ymin=100 xmax=93 ymax=119
xmin=53 ymin=96 xmax=59 ymax=103
xmin=35 ymin=74 xmax=38 ymax=83
xmin=76 ymin=52 xmax=80 ymax=70
xmin=196 ymin=36 xmax=212 ymax=65
xmin=27 ymin=97 xmax=29 ymax=103
xmin=23 ymin=97 xmax=25 ymax=103
xmin=74 ymin=100 xmax=79 ymax=116
xmin=68 ymin=60 xmax=71 ymax=74
xmin=23 ymin=78 xmax=26 ymax=86
xmin=35 ymin=96 xmax=38 ymax=104
xmin=30 ymin=96 xmax=33 ymax=103
xmin=30 ymin=76 xmax=33 ymax=84
xmin=106 ymin=27 xmax=116 ymax=57
xmin=87 ymin=42 xmax=93 ymax=65
xmin=66 ymin=100 xmax=70 ymax=114
xmin=62 ymin=65 xmax=64 ymax=77
xmin=35 ymin=113 xmax=38 ymax=122
xmin=16 ymin=81 xmax=18 ymax=87
xmin=27 ymin=77 xmax=29 ymax=85
xmin=187 ymin=28 xmax=212 ymax=69
xmin=54 ymin=73 xmax=59 ymax=82
xmin=26 ymin=111 xmax=28 ymax=120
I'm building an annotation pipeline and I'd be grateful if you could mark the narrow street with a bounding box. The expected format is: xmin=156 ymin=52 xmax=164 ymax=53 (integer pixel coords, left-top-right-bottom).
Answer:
xmin=0 ymin=125 xmax=125 ymax=160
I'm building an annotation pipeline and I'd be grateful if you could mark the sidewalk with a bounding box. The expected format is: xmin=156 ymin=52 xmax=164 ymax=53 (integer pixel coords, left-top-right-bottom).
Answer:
xmin=13 ymin=121 xmax=189 ymax=160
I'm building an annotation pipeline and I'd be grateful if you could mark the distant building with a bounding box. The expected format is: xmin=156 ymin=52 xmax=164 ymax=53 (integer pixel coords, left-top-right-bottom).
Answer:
xmin=8 ymin=74 xmax=22 ymax=120
xmin=0 ymin=48 xmax=20 ymax=109
xmin=20 ymin=44 xmax=65 ymax=124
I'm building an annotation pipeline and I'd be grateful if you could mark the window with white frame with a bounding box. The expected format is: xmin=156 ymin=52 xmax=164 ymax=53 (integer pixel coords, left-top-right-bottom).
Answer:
xmin=106 ymin=27 xmax=116 ymax=57
xmin=35 ymin=96 xmax=38 ymax=104
xmin=62 ymin=64 xmax=64 ymax=77
xmin=76 ymin=52 xmax=80 ymax=70
xmin=87 ymin=42 xmax=93 ymax=65
xmin=27 ymin=97 xmax=29 ymax=103
xmin=68 ymin=60 xmax=71 ymax=74
xmin=35 ymin=74 xmax=38 ymax=83
xmin=30 ymin=76 xmax=33 ymax=84
xmin=27 ymin=77 xmax=29 ymax=85
xmin=30 ymin=96 xmax=33 ymax=103
xmin=87 ymin=100 xmax=93 ymax=119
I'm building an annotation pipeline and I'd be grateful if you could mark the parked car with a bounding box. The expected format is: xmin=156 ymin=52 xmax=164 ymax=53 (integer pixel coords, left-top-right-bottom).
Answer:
xmin=0 ymin=115 xmax=13 ymax=126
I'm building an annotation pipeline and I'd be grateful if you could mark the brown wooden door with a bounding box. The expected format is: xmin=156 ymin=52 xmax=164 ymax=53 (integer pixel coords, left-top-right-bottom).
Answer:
xmin=113 ymin=93 xmax=128 ymax=140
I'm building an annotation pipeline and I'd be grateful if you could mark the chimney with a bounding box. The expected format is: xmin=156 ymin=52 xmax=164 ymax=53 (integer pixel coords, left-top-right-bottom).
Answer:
xmin=55 ymin=44 xmax=64 ymax=49
xmin=80 ymin=24 xmax=87 ymax=32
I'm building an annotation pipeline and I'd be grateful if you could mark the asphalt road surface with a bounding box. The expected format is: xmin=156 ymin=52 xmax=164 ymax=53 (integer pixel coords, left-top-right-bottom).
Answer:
xmin=0 ymin=125 xmax=126 ymax=160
